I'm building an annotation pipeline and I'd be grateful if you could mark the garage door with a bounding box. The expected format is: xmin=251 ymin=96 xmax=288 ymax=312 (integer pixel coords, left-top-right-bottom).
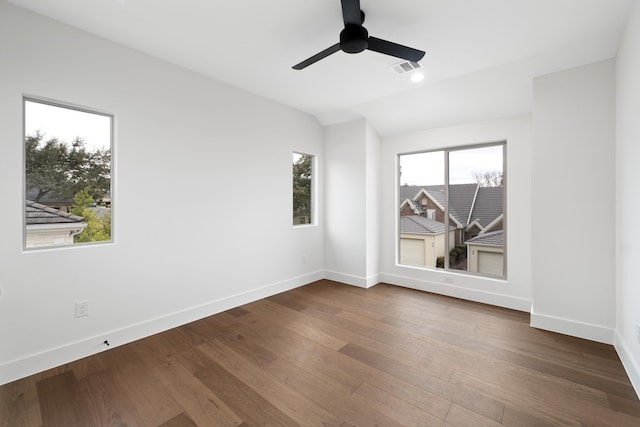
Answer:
xmin=401 ymin=239 xmax=425 ymax=266
xmin=478 ymin=251 xmax=503 ymax=276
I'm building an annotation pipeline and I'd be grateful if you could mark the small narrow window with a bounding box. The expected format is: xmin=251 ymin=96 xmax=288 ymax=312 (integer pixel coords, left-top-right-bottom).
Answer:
xmin=24 ymin=98 xmax=113 ymax=249
xmin=293 ymin=152 xmax=313 ymax=225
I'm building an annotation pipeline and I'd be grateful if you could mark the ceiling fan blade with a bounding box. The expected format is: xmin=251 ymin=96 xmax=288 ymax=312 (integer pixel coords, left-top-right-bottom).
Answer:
xmin=341 ymin=0 xmax=362 ymax=25
xmin=367 ymin=36 xmax=425 ymax=62
xmin=292 ymin=43 xmax=341 ymax=70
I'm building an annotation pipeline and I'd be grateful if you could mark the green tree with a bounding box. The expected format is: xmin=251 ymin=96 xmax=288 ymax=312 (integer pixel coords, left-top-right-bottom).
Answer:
xmin=293 ymin=154 xmax=312 ymax=223
xmin=471 ymin=170 xmax=503 ymax=187
xmin=25 ymin=132 xmax=111 ymax=202
xmin=70 ymin=187 xmax=111 ymax=243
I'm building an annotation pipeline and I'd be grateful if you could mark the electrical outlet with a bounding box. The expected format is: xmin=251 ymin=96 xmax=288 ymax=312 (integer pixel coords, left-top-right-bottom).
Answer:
xmin=636 ymin=324 xmax=640 ymax=344
xmin=443 ymin=276 xmax=454 ymax=284
xmin=75 ymin=300 xmax=89 ymax=318
xmin=301 ymin=255 xmax=307 ymax=265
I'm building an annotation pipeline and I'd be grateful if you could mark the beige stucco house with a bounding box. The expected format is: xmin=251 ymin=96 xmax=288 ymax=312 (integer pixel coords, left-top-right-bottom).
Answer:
xmin=465 ymin=230 xmax=504 ymax=276
xmin=400 ymin=215 xmax=455 ymax=267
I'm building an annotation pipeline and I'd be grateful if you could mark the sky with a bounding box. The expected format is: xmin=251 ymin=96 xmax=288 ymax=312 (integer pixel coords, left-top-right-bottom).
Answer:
xmin=24 ymin=100 xmax=112 ymax=152
xmin=399 ymin=145 xmax=503 ymax=185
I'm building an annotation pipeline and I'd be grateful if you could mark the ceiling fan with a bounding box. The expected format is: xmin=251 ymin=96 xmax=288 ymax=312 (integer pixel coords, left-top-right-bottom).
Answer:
xmin=292 ymin=0 xmax=425 ymax=70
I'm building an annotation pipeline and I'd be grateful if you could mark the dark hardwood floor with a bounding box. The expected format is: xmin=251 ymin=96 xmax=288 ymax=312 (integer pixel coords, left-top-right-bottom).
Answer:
xmin=2 ymin=280 xmax=639 ymax=426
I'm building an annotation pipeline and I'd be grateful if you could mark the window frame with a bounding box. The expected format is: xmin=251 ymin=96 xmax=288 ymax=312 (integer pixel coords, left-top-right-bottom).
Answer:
xmin=292 ymin=151 xmax=315 ymax=227
xmin=22 ymin=96 xmax=115 ymax=251
xmin=397 ymin=141 xmax=507 ymax=279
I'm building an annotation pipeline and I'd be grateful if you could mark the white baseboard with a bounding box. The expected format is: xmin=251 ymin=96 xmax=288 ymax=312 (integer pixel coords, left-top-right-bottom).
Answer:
xmin=8 ymin=270 xmax=624 ymax=389
xmin=614 ymin=329 xmax=640 ymax=399
xmin=366 ymin=274 xmax=380 ymax=288
xmin=530 ymin=310 xmax=614 ymax=344
xmin=324 ymin=270 xmax=378 ymax=288
xmin=379 ymin=272 xmax=531 ymax=312
xmin=0 ymin=270 xmax=324 ymax=386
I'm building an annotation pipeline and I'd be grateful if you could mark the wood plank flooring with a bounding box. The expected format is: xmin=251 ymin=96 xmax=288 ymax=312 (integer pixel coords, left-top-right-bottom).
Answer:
xmin=1 ymin=280 xmax=639 ymax=426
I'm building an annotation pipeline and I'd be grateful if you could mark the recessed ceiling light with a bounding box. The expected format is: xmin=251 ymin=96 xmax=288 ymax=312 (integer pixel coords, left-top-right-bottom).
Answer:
xmin=410 ymin=72 xmax=425 ymax=83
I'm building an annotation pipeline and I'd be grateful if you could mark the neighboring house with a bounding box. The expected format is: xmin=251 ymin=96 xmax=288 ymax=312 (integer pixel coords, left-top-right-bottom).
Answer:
xmin=465 ymin=187 xmax=503 ymax=239
xmin=465 ymin=230 xmax=504 ymax=276
xmin=25 ymin=200 xmax=86 ymax=248
xmin=25 ymin=190 xmax=74 ymax=213
xmin=100 ymin=191 xmax=111 ymax=208
xmin=400 ymin=215 xmax=455 ymax=267
xmin=25 ymin=190 xmax=112 ymax=213
xmin=399 ymin=184 xmax=504 ymax=270
xmin=401 ymin=184 xmax=503 ymax=239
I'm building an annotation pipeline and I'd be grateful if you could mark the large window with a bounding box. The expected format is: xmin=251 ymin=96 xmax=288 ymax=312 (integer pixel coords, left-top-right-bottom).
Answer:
xmin=399 ymin=143 xmax=505 ymax=278
xmin=24 ymin=98 xmax=113 ymax=249
xmin=292 ymin=152 xmax=313 ymax=225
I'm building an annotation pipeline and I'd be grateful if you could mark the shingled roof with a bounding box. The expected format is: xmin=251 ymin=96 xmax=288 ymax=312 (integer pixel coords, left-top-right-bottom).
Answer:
xmin=465 ymin=230 xmax=504 ymax=247
xmin=400 ymin=183 xmax=502 ymax=229
xmin=399 ymin=185 xmax=425 ymax=203
xmin=400 ymin=215 xmax=455 ymax=235
xmin=25 ymin=190 xmax=72 ymax=205
xmin=26 ymin=200 xmax=84 ymax=225
xmin=468 ymin=187 xmax=503 ymax=227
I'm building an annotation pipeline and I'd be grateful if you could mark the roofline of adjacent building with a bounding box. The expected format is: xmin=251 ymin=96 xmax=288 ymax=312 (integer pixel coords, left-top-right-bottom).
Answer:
xmin=480 ymin=214 xmax=504 ymax=234
xmin=412 ymin=188 xmax=464 ymax=228
xmin=26 ymin=223 xmax=86 ymax=232
xmin=466 ymin=183 xmax=481 ymax=227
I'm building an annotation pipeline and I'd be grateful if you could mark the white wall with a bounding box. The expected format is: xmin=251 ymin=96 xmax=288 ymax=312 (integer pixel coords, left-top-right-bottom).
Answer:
xmin=616 ymin=0 xmax=640 ymax=396
xmin=531 ymin=60 xmax=616 ymax=343
xmin=365 ymin=123 xmax=381 ymax=283
xmin=380 ymin=115 xmax=533 ymax=311
xmin=324 ymin=119 xmax=367 ymax=285
xmin=324 ymin=119 xmax=381 ymax=288
xmin=0 ymin=2 xmax=325 ymax=385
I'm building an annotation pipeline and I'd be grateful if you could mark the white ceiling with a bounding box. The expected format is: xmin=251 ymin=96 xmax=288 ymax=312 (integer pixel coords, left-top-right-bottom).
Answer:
xmin=7 ymin=0 xmax=635 ymax=136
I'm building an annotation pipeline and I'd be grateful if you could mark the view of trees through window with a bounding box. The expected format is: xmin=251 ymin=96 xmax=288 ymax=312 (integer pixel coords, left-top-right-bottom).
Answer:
xmin=399 ymin=143 xmax=505 ymax=278
xmin=24 ymin=98 xmax=112 ymax=249
xmin=292 ymin=152 xmax=313 ymax=225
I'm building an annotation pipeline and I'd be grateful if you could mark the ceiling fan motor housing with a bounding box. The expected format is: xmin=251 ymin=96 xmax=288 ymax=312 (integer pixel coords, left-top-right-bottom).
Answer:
xmin=340 ymin=24 xmax=368 ymax=53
